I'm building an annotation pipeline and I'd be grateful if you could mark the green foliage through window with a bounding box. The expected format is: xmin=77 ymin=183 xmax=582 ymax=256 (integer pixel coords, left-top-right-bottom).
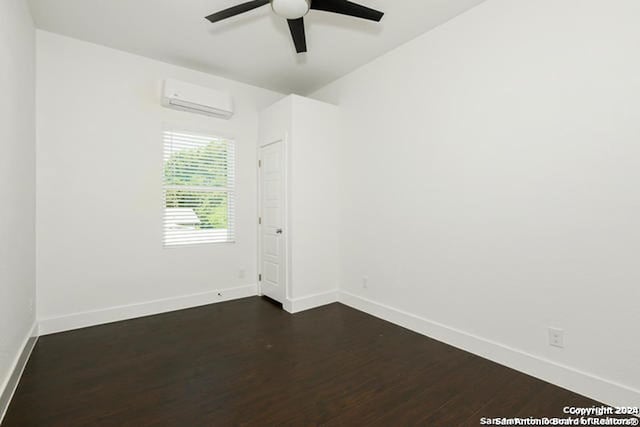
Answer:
xmin=163 ymin=133 xmax=234 ymax=233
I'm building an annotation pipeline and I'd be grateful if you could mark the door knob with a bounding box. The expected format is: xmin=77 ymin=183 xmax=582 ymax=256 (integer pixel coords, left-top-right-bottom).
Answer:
xmin=276 ymin=229 xmax=283 ymax=234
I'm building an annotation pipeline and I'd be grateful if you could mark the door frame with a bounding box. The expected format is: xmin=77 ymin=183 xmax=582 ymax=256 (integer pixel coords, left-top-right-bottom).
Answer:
xmin=257 ymin=135 xmax=290 ymax=303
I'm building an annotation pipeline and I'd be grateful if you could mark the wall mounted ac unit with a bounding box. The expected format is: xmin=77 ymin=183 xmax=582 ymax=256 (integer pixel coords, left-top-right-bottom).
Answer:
xmin=162 ymin=79 xmax=234 ymax=119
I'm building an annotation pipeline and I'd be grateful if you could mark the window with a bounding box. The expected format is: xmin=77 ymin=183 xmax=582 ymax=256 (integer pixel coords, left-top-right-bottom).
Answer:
xmin=163 ymin=129 xmax=235 ymax=246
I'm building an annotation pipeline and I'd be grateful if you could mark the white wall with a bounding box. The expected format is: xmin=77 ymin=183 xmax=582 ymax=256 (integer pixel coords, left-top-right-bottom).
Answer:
xmin=36 ymin=31 xmax=283 ymax=330
xmin=312 ymin=0 xmax=640 ymax=405
xmin=258 ymin=95 xmax=341 ymax=310
xmin=0 ymin=0 xmax=37 ymax=402
xmin=289 ymin=96 xmax=341 ymax=301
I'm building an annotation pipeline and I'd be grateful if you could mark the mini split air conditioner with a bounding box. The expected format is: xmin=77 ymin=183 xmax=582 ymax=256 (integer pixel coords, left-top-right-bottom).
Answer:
xmin=162 ymin=79 xmax=234 ymax=119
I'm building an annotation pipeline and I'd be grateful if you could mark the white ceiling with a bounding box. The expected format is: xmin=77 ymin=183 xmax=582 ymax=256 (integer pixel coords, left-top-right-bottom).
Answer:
xmin=28 ymin=0 xmax=486 ymax=94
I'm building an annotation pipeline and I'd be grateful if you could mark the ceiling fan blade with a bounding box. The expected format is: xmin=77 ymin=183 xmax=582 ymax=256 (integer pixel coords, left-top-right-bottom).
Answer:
xmin=205 ymin=0 xmax=270 ymax=23
xmin=310 ymin=0 xmax=383 ymax=22
xmin=287 ymin=18 xmax=307 ymax=54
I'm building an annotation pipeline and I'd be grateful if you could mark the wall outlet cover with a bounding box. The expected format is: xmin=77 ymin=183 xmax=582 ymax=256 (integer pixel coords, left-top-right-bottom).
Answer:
xmin=549 ymin=328 xmax=564 ymax=348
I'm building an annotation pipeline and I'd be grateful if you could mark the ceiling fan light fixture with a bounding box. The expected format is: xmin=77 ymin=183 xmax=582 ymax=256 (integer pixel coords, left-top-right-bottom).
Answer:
xmin=271 ymin=0 xmax=311 ymax=19
xmin=205 ymin=0 xmax=384 ymax=54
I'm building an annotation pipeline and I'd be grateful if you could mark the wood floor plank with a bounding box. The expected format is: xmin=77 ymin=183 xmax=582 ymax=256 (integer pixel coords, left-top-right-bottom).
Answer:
xmin=2 ymin=297 xmax=602 ymax=426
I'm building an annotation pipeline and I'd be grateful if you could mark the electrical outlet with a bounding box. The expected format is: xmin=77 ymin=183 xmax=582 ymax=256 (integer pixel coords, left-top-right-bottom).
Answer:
xmin=362 ymin=276 xmax=369 ymax=289
xmin=549 ymin=328 xmax=564 ymax=348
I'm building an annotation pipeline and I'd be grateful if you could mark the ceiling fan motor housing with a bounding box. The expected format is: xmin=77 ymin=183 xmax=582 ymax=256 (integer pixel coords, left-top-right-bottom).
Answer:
xmin=271 ymin=0 xmax=311 ymax=19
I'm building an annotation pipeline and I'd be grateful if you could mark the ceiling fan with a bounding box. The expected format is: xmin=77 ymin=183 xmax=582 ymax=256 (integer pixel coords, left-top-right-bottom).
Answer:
xmin=205 ymin=0 xmax=384 ymax=54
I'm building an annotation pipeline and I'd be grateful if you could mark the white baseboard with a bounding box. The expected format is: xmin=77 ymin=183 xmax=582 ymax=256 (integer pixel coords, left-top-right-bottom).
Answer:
xmin=0 ymin=322 xmax=38 ymax=424
xmin=39 ymin=284 xmax=258 ymax=335
xmin=283 ymin=290 xmax=339 ymax=314
xmin=338 ymin=290 xmax=640 ymax=407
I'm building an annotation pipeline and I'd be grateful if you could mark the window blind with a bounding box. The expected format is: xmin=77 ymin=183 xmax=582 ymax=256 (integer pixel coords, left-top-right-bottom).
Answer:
xmin=163 ymin=130 xmax=235 ymax=246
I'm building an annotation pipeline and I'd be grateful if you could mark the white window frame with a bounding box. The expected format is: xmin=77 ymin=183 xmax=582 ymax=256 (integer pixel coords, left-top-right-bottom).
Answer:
xmin=162 ymin=126 xmax=236 ymax=247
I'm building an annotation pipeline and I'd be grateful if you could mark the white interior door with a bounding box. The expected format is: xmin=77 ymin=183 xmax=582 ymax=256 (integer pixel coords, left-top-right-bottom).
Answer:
xmin=259 ymin=140 xmax=286 ymax=303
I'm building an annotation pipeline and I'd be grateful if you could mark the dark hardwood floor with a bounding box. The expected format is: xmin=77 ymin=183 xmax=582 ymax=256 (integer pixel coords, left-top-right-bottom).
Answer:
xmin=3 ymin=297 xmax=602 ymax=426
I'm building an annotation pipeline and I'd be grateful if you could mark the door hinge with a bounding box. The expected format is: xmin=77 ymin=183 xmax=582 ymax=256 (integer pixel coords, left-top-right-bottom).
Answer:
xmin=258 ymin=160 xmax=262 ymax=168
xmin=258 ymin=217 xmax=262 ymax=225
xmin=259 ymin=274 xmax=262 ymax=282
